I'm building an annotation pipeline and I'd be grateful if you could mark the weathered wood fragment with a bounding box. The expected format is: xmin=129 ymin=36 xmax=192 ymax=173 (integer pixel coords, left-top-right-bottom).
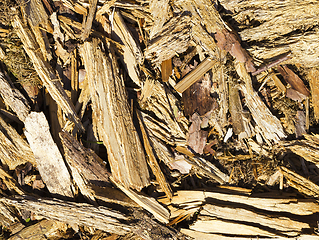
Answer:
xmin=236 ymin=62 xmax=286 ymax=143
xmin=277 ymin=65 xmax=310 ymax=97
xmin=187 ymin=113 xmax=208 ymax=154
xmin=280 ymin=166 xmax=319 ymax=198
xmin=149 ymin=0 xmax=170 ymax=39
xmin=80 ymin=39 xmax=150 ymax=191
xmin=219 ymin=0 xmax=319 ymax=67
xmin=0 ymin=167 xmax=24 ymax=195
xmin=24 ymin=112 xmax=74 ymax=198
xmin=145 ymin=14 xmax=192 ymax=65
xmin=111 ymin=177 xmax=170 ymax=224
xmin=2 ymin=196 xmax=131 ymax=235
xmin=308 ymin=68 xmax=319 ymax=122
xmin=0 ymin=72 xmax=30 ymax=122
xmin=60 ymin=131 xmax=112 ymax=204
xmin=81 ymin=0 xmax=98 ymax=41
xmin=0 ymin=115 xmax=36 ymax=169
xmin=175 ymin=57 xmax=217 ymax=94
xmin=228 ymin=77 xmax=254 ymax=139
xmin=137 ymin=112 xmax=173 ymax=200
xmin=8 ymin=219 xmax=69 ymax=240
xmin=112 ymin=11 xmax=143 ymax=86
xmin=12 ymin=16 xmax=84 ymax=132
xmin=139 ymin=79 xmax=188 ymax=146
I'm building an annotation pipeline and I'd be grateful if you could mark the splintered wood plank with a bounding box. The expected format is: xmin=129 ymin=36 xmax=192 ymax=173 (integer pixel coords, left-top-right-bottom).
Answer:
xmin=80 ymin=39 xmax=150 ymax=191
xmin=60 ymin=131 xmax=111 ymax=204
xmin=149 ymin=0 xmax=170 ymax=39
xmin=0 ymin=73 xmax=30 ymax=122
xmin=2 ymin=196 xmax=131 ymax=235
xmin=112 ymin=11 xmax=143 ymax=86
xmin=111 ymin=177 xmax=170 ymax=224
xmin=137 ymin=111 xmax=173 ymax=200
xmin=228 ymin=76 xmax=254 ymax=139
xmin=24 ymin=112 xmax=74 ymax=198
xmin=8 ymin=219 xmax=69 ymax=240
xmin=236 ymin=62 xmax=286 ymax=143
xmin=145 ymin=14 xmax=192 ymax=64
xmin=81 ymin=0 xmax=98 ymax=41
xmin=12 ymin=16 xmax=84 ymax=132
xmin=280 ymin=166 xmax=319 ymax=198
xmin=0 ymin=115 xmax=36 ymax=170
xmin=196 ymin=204 xmax=309 ymax=236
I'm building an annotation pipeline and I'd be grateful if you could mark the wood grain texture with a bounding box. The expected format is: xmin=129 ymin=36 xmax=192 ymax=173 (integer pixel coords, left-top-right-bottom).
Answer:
xmin=80 ymin=39 xmax=150 ymax=191
xmin=24 ymin=112 xmax=74 ymax=198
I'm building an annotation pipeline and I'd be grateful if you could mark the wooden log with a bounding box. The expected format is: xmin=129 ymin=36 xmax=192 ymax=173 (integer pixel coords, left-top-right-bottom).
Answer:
xmin=8 ymin=219 xmax=69 ymax=240
xmin=24 ymin=112 xmax=74 ymax=198
xmin=79 ymin=39 xmax=150 ymax=191
xmin=0 ymin=72 xmax=30 ymax=122
xmin=12 ymin=15 xmax=84 ymax=132
xmin=0 ymin=115 xmax=36 ymax=170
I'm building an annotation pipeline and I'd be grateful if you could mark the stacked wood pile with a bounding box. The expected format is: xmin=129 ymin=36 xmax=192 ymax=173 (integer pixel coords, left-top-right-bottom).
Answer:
xmin=0 ymin=0 xmax=319 ymax=239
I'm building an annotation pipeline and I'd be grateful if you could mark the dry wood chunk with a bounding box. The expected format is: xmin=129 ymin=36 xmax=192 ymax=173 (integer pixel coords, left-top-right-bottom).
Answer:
xmin=112 ymin=11 xmax=143 ymax=86
xmin=24 ymin=112 xmax=74 ymax=198
xmin=0 ymin=115 xmax=36 ymax=170
xmin=80 ymin=39 xmax=150 ymax=191
xmin=0 ymin=72 xmax=30 ymax=122
xmin=2 ymin=196 xmax=131 ymax=235
xmin=145 ymin=14 xmax=192 ymax=65
xmin=60 ymin=131 xmax=111 ymax=204
xmin=12 ymin=16 xmax=84 ymax=132
xmin=8 ymin=219 xmax=69 ymax=240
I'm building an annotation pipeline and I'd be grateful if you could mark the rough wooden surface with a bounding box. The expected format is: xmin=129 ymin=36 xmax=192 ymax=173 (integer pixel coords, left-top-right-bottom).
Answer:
xmin=0 ymin=115 xmax=36 ymax=170
xmin=80 ymin=39 xmax=150 ymax=191
xmin=24 ymin=112 xmax=74 ymax=198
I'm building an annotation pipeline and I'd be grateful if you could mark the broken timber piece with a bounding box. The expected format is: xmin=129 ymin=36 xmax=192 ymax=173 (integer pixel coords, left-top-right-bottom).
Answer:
xmin=60 ymin=131 xmax=111 ymax=205
xmin=280 ymin=166 xmax=319 ymax=198
xmin=308 ymin=68 xmax=319 ymax=122
xmin=111 ymin=177 xmax=170 ymax=224
xmin=0 ymin=72 xmax=30 ymax=122
xmin=8 ymin=219 xmax=70 ymax=240
xmin=24 ymin=112 xmax=74 ymax=198
xmin=236 ymin=62 xmax=286 ymax=143
xmin=137 ymin=111 xmax=173 ymax=200
xmin=2 ymin=195 xmax=131 ymax=235
xmin=12 ymin=15 xmax=84 ymax=132
xmin=149 ymin=0 xmax=170 ymax=40
xmin=112 ymin=11 xmax=143 ymax=86
xmin=144 ymin=14 xmax=192 ymax=65
xmin=80 ymin=39 xmax=150 ymax=191
xmin=175 ymin=58 xmax=217 ymax=93
xmin=219 ymin=0 xmax=319 ymax=67
xmin=81 ymin=0 xmax=98 ymax=41
xmin=0 ymin=115 xmax=36 ymax=170
xmin=0 ymin=167 xmax=24 ymax=195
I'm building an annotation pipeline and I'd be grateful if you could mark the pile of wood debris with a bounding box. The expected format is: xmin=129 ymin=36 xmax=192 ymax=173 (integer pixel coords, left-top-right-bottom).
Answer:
xmin=0 ymin=0 xmax=319 ymax=239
